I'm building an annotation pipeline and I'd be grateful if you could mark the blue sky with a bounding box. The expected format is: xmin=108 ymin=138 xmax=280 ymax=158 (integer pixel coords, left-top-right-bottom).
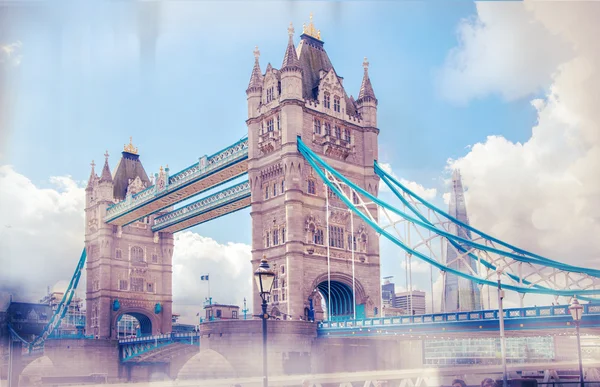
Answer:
xmin=6 ymin=0 xmax=586 ymax=312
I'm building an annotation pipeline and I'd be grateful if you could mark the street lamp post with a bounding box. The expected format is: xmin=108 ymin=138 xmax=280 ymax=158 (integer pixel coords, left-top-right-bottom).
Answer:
xmin=497 ymin=269 xmax=508 ymax=387
xmin=569 ymin=296 xmax=585 ymax=387
xmin=254 ymin=255 xmax=275 ymax=387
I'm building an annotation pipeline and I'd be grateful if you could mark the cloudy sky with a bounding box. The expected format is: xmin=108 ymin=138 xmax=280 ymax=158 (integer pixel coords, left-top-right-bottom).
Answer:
xmin=1 ymin=0 xmax=598 ymax=322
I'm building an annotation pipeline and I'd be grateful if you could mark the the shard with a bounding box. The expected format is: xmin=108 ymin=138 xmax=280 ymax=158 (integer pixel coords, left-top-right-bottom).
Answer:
xmin=443 ymin=170 xmax=482 ymax=312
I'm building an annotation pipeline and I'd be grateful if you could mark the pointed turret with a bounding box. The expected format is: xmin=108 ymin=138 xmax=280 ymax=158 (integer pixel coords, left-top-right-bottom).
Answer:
xmin=246 ymin=46 xmax=263 ymax=95
xmin=246 ymin=46 xmax=263 ymax=119
xmin=443 ymin=169 xmax=481 ymax=313
xmin=112 ymin=137 xmax=151 ymax=201
xmin=280 ymin=23 xmax=303 ymax=102
xmin=356 ymin=57 xmax=378 ymax=128
xmin=99 ymin=151 xmax=113 ymax=183
xmin=86 ymin=160 xmax=97 ymax=191
xmin=357 ymin=57 xmax=377 ymax=104
xmin=281 ymin=23 xmax=301 ymax=71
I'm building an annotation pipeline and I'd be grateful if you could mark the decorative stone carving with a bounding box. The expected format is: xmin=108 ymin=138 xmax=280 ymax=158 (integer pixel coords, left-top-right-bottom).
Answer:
xmin=126 ymin=176 xmax=146 ymax=196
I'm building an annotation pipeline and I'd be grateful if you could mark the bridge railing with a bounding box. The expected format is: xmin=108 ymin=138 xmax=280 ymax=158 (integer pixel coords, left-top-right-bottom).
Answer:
xmin=118 ymin=331 xmax=200 ymax=345
xmin=105 ymin=138 xmax=248 ymax=221
xmin=153 ymin=180 xmax=250 ymax=230
xmin=318 ymin=304 xmax=600 ymax=329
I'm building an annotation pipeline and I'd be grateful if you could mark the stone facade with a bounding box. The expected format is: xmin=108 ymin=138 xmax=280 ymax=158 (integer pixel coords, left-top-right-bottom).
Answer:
xmin=84 ymin=145 xmax=173 ymax=339
xmin=246 ymin=20 xmax=381 ymax=320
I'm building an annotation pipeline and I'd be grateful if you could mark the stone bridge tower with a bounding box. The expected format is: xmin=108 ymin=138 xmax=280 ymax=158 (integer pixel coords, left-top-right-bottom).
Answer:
xmin=247 ymin=17 xmax=381 ymax=321
xmin=84 ymin=140 xmax=173 ymax=339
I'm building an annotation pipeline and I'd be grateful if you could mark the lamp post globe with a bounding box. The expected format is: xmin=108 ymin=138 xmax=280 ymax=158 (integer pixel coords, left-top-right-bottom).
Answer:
xmin=569 ymin=296 xmax=583 ymax=321
xmin=569 ymin=296 xmax=585 ymax=387
xmin=254 ymin=256 xmax=275 ymax=296
xmin=254 ymin=255 xmax=275 ymax=387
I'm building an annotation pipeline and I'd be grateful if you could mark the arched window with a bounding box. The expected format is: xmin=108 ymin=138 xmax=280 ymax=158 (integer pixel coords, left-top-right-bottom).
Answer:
xmin=266 ymin=231 xmax=271 ymax=248
xmin=360 ymin=233 xmax=367 ymax=252
xmin=324 ymin=122 xmax=331 ymax=136
xmin=281 ymin=180 xmax=285 ymax=193
xmin=273 ymin=229 xmax=279 ymax=245
xmin=313 ymin=119 xmax=321 ymax=134
xmin=281 ymin=227 xmax=286 ymax=243
xmin=315 ymin=229 xmax=324 ymax=245
xmin=307 ymin=180 xmax=316 ymax=195
xmin=334 ymin=96 xmax=340 ymax=112
xmin=344 ymin=128 xmax=351 ymax=143
xmin=323 ymin=92 xmax=331 ymax=109
xmin=131 ymin=246 xmax=144 ymax=262
xmin=334 ymin=126 xmax=341 ymax=139
xmin=273 ymin=183 xmax=277 ymax=197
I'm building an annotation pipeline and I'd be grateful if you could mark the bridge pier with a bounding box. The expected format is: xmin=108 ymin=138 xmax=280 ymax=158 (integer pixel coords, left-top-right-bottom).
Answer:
xmin=8 ymin=340 xmax=22 ymax=387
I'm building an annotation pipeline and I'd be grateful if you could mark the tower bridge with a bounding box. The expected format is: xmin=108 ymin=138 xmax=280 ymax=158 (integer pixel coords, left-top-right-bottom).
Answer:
xmin=5 ymin=14 xmax=600 ymax=386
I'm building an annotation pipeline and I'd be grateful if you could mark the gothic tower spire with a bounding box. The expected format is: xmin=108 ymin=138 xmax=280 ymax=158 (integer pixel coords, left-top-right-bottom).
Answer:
xmin=443 ymin=169 xmax=481 ymax=312
xmin=246 ymin=46 xmax=263 ymax=94
xmin=86 ymin=160 xmax=97 ymax=191
xmin=357 ymin=57 xmax=377 ymax=104
xmin=356 ymin=57 xmax=378 ymax=128
xmin=99 ymin=150 xmax=113 ymax=183
xmin=281 ymin=22 xmax=300 ymax=71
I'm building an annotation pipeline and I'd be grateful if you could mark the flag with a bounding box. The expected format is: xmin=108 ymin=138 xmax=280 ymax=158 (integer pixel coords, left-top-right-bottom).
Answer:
xmin=201 ymin=275 xmax=209 ymax=281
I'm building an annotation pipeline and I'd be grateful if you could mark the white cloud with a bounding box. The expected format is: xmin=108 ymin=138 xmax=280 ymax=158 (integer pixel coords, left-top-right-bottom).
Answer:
xmin=438 ymin=2 xmax=572 ymax=104
xmin=0 ymin=165 xmax=86 ymax=301
xmin=443 ymin=2 xmax=600 ymax=271
xmin=378 ymin=162 xmax=437 ymax=200
xmin=0 ymin=41 xmax=22 ymax=67
xmin=0 ymin=166 xmax=253 ymax=324
xmin=172 ymin=232 xmax=252 ymax=324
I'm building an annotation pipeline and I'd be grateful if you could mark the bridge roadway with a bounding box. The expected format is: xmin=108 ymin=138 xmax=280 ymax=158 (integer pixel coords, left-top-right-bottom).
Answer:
xmin=318 ymin=304 xmax=600 ymax=338
xmin=57 ymin=361 xmax=600 ymax=386
xmin=104 ymin=139 xmax=248 ymax=226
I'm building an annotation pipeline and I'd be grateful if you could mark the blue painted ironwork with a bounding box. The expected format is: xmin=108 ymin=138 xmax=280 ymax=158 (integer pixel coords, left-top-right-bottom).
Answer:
xmin=119 ymin=332 xmax=200 ymax=362
xmin=152 ymin=180 xmax=250 ymax=232
xmin=317 ymin=304 xmax=600 ymax=337
xmin=105 ymin=138 xmax=249 ymax=224
xmin=297 ymin=137 xmax=600 ymax=299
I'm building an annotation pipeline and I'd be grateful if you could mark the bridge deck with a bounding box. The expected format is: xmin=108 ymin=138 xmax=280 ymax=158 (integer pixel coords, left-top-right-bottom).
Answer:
xmin=151 ymin=181 xmax=250 ymax=233
xmin=318 ymin=304 xmax=600 ymax=338
xmin=105 ymin=139 xmax=248 ymax=226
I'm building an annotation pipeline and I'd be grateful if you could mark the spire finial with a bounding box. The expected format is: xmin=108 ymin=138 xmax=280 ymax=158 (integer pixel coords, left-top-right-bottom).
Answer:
xmin=288 ymin=22 xmax=294 ymax=38
xmin=253 ymin=46 xmax=260 ymax=61
xmin=104 ymin=150 xmax=109 ymax=161
xmin=363 ymin=57 xmax=369 ymax=72
xmin=124 ymin=137 xmax=138 ymax=155
xmin=302 ymin=13 xmax=321 ymax=40
xmin=90 ymin=160 xmax=96 ymax=170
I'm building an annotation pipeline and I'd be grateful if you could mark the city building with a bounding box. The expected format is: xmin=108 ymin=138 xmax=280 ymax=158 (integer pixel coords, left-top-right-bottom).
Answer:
xmin=204 ymin=304 xmax=240 ymax=321
xmin=443 ymin=170 xmax=482 ymax=312
xmin=40 ymin=289 xmax=85 ymax=335
xmin=394 ymin=291 xmax=426 ymax=315
xmin=382 ymin=277 xmax=395 ymax=307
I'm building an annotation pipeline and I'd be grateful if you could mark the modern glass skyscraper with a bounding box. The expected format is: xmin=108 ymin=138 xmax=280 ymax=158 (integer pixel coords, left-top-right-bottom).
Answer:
xmin=443 ymin=170 xmax=482 ymax=312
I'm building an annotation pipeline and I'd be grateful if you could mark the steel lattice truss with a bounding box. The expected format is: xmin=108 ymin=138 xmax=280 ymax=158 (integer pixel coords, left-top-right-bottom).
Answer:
xmin=298 ymin=138 xmax=600 ymax=302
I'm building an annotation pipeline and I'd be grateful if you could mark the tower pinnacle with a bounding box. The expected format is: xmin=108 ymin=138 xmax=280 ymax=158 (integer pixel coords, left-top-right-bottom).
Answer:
xmin=99 ymin=150 xmax=113 ymax=183
xmin=302 ymin=13 xmax=321 ymax=40
xmin=281 ymin=22 xmax=301 ymax=71
xmin=357 ymin=57 xmax=377 ymax=104
xmin=86 ymin=160 xmax=97 ymax=191
xmin=247 ymin=46 xmax=263 ymax=94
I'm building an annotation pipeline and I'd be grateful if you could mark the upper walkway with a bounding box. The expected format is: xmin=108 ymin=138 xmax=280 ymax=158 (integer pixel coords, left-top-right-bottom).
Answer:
xmin=318 ymin=304 xmax=600 ymax=338
xmin=151 ymin=180 xmax=250 ymax=233
xmin=105 ymin=139 xmax=248 ymax=226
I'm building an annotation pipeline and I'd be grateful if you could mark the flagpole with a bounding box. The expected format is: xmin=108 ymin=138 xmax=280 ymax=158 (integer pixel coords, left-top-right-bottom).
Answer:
xmin=208 ymin=274 xmax=211 ymax=304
